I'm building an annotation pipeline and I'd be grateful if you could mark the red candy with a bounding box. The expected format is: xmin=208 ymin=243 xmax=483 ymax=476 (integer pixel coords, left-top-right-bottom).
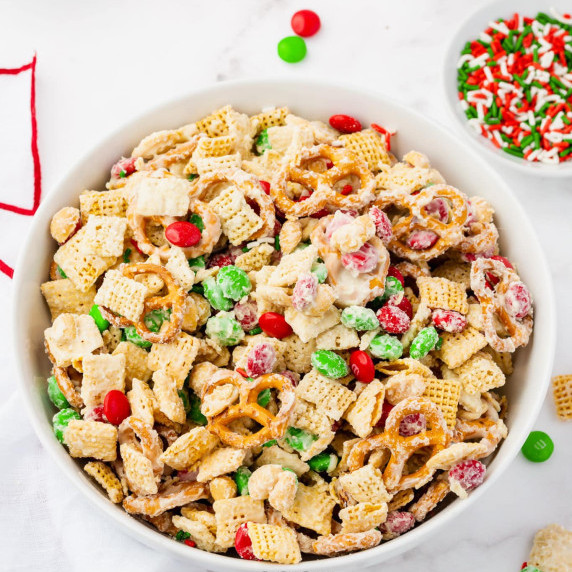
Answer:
xmin=258 ymin=312 xmax=293 ymax=339
xmin=382 ymin=512 xmax=415 ymax=536
xmin=490 ymin=255 xmax=513 ymax=269
xmin=504 ymin=281 xmax=532 ymax=319
xmin=486 ymin=256 xmax=514 ymax=287
xmin=111 ymin=157 xmax=137 ymax=178
xmin=389 ymin=296 xmax=413 ymax=320
xmin=406 ymin=230 xmax=439 ymax=250
xmin=386 ymin=266 xmax=405 ymax=286
xmin=369 ymin=206 xmax=393 ymax=242
xmin=246 ymin=342 xmax=277 ymax=377
xmin=432 ymin=309 xmax=467 ymax=333
xmin=425 ymin=197 xmax=449 ymax=223
xmin=84 ymin=405 xmax=107 ymax=423
xmin=329 ymin=114 xmax=362 ymax=134
xmin=376 ymin=401 xmax=394 ymax=427
xmin=103 ymin=390 xmax=131 ymax=426
xmin=259 ymin=180 xmax=271 ymax=194
xmin=448 ymin=459 xmax=486 ymax=491
xmin=341 ymin=242 xmax=379 ymax=273
xmin=399 ymin=413 xmax=426 ymax=436
xmin=310 ymin=208 xmax=331 ymax=219
xmin=349 ymin=350 xmax=375 ymax=383
xmin=340 ymin=184 xmax=353 ymax=196
xmin=234 ymin=300 xmax=259 ymax=331
xmin=208 ymin=252 xmax=236 ymax=268
xmin=376 ymin=305 xmax=411 ymax=334
xmin=279 ymin=370 xmax=300 ymax=386
xmin=235 ymin=523 xmax=258 ymax=560
xmin=165 ymin=221 xmax=201 ymax=248
xmin=184 ymin=539 xmax=196 ymax=548
xmin=292 ymin=273 xmax=318 ymax=311
xmin=291 ymin=9 xmax=321 ymax=37
xmin=130 ymin=238 xmax=145 ymax=255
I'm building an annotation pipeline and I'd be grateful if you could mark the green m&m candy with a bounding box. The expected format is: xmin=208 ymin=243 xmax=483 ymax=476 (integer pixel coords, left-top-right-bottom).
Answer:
xmin=311 ymin=261 xmax=328 ymax=284
xmin=277 ymin=36 xmax=307 ymax=63
xmin=89 ymin=304 xmax=110 ymax=332
xmin=369 ymin=334 xmax=403 ymax=361
xmin=521 ymin=431 xmax=554 ymax=462
xmin=178 ymin=389 xmax=191 ymax=415
xmin=409 ymin=326 xmax=439 ymax=360
xmin=341 ymin=306 xmax=379 ymax=331
xmin=308 ymin=452 xmax=339 ymax=473
xmin=234 ymin=466 xmax=252 ymax=495
xmin=255 ymin=129 xmax=272 ymax=154
xmin=311 ymin=350 xmax=349 ymax=379
xmin=188 ymin=255 xmax=205 ymax=271
xmin=257 ymin=388 xmax=272 ymax=408
xmin=53 ymin=408 xmax=81 ymax=443
xmin=285 ymin=427 xmax=318 ymax=452
xmin=144 ymin=308 xmax=171 ymax=333
xmin=123 ymin=326 xmax=152 ymax=349
xmin=382 ymin=276 xmax=404 ymax=302
xmin=205 ymin=313 xmax=244 ymax=346
xmin=188 ymin=391 xmax=207 ymax=425
xmin=188 ymin=213 xmax=204 ymax=232
xmin=521 ymin=567 xmax=542 ymax=572
xmin=203 ymin=277 xmax=233 ymax=311
xmin=47 ymin=375 xmax=70 ymax=409
xmin=216 ymin=265 xmax=251 ymax=301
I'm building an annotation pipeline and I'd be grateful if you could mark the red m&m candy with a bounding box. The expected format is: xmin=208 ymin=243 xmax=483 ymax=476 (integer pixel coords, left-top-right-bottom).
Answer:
xmin=291 ymin=9 xmax=321 ymax=37
xmin=349 ymin=350 xmax=375 ymax=383
xmin=258 ymin=312 xmax=293 ymax=339
xmin=103 ymin=390 xmax=131 ymax=425
xmin=329 ymin=114 xmax=362 ymax=133
xmin=165 ymin=221 xmax=201 ymax=247
xmin=235 ymin=523 xmax=258 ymax=560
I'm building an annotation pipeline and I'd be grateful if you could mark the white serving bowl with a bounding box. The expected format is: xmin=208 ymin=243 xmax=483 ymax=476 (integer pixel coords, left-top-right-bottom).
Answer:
xmin=12 ymin=79 xmax=556 ymax=570
xmin=443 ymin=0 xmax=572 ymax=177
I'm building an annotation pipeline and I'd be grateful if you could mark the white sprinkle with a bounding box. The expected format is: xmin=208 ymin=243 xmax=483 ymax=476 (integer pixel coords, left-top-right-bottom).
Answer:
xmin=540 ymin=51 xmax=555 ymax=68
xmin=528 ymin=111 xmax=536 ymax=126
xmin=484 ymin=65 xmax=494 ymax=83
xmin=457 ymin=54 xmax=475 ymax=68
xmin=480 ymin=32 xmax=493 ymax=43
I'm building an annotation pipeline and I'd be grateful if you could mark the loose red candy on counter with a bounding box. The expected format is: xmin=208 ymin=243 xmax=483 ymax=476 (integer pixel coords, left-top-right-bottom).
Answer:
xmin=369 ymin=206 xmax=393 ymax=242
xmin=259 ymin=180 xmax=271 ymax=194
xmin=407 ymin=230 xmax=439 ymax=250
xmin=341 ymin=242 xmax=379 ymax=273
xmin=376 ymin=304 xmax=411 ymax=334
xmin=103 ymin=390 xmax=131 ymax=425
xmin=258 ymin=312 xmax=293 ymax=339
xmin=432 ymin=309 xmax=467 ymax=333
xmin=235 ymin=523 xmax=258 ymax=560
xmin=505 ymin=282 xmax=532 ymax=319
xmin=329 ymin=114 xmax=362 ymax=134
xmin=399 ymin=413 xmax=426 ymax=436
xmin=349 ymin=350 xmax=375 ymax=383
xmin=386 ymin=266 xmax=405 ymax=286
xmin=165 ymin=221 xmax=201 ymax=248
xmin=291 ymin=9 xmax=321 ymax=37
xmin=448 ymin=459 xmax=486 ymax=491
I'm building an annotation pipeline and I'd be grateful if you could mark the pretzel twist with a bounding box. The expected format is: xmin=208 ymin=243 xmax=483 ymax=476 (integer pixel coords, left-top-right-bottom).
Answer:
xmin=453 ymin=417 xmax=507 ymax=458
xmin=53 ymin=366 xmax=84 ymax=409
xmin=347 ymin=397 xmax=449 ymax=492
xmin=202 ymin=371 xmax=295 ymax=448
xmin=470 ymin=258 xmax=533 ymax=352
xmin=99 ymin=263 xmax=186 ymax=344
xmin=118 ymin=416 xmax=164 ymax=476
xmin=272 ymin=145 xmax=375 ymax=218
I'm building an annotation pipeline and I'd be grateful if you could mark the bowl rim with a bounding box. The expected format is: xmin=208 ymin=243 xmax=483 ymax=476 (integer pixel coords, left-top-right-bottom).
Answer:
xmin=12 ymin=77 xmax=557 ymax=570
xmin=442 ymin=0 xmax=572 ymax=177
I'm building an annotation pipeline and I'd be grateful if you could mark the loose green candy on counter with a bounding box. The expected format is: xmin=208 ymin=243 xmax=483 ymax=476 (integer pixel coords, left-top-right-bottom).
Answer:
xmin=341 ymin=306 xmax=379 ymax=331
xmin=311 ymin=261 xmax=328 ymax=284
xmin=257 ymin=388 xmax=272 ymax=408
xmin=203 ymin=277 xmax=233 ymax=311
xmin=308 ymin=452 xmax=339 ymax=473
xmin=277 ymin=35 xmax=307 ymax=63
xmin=311 ymin=350 xmax=349 ymax=379
xmin=123 ymin=326 xmax=152 ymax=349
xmin=369 ymin=334 xmax=403 ymax=361
xmin=188 ymin=213 xmax=204 ymax=233
xmin=47 ymin=375 xmax=70 ymax=409
xmin=53 ymin=408 xmax=81 ymax=443
xmin=521 ymin=430 xmax=554 ymax=463
xmin=409 ymin=326 xmax=439 ymax=360
xmin=144 ymin=308 xmax=171 ymax=333
xmin=205 ymin=314 xmax=244 ymax=346
xmin=188 ymin=255 xmax=205 ymax=271
xmin=285 ymin=427 xmax=318 ymax=452
xmin=255 ymin=129 xmax=272 ymax=154
xmin=178 ymin=389 xmax=191 ymax=414
xmin=234 ymin=466 xmax=252 ymax=495
xmin=89 ymin=304 xmax=110 ymax=332
xmin=216 ymin=266 xmax=251 ymax=301
xmin=188 ymin=392 xmax=207 ymax=425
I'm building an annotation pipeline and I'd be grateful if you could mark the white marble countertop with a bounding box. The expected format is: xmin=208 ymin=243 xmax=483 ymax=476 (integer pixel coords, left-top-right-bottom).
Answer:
xmin=0 ymin=0 xmax=570 ymax=570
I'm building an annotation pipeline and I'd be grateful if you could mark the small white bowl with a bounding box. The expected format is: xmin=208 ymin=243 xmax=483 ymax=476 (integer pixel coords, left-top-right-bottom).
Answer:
xmin=443 ymin=0 xmax=572 ymax=177
xmin=12 ymin=79 xmax=556 ymax=570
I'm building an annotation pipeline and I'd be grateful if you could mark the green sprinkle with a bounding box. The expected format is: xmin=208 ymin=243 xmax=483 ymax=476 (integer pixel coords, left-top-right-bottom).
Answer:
xmin=89 ymin=304 xmax=110 ymax=332
xmin=234 ymin=466 xmax=252 ymax=495
xmin=241 ymin=246 xmax=249 ymax=253
xmin=247 ymin=326 xmax=262 ymax=335
xmin=504 ymin=147 xmax=524 ymax=158
xmin=188 ymin=255 xmax=206 ymax=271
xmin=56 ymin=266 xmax=67 ymax=279
xmin=189 ymin=213 xmax=204 ymax=232
xmin=188 ymin=391 xmax=207 ymax=425
xmin=285 ymin=427 xmax=318 ymax=452
xmin=52 ymin=408 xmax=81 ymax=443
xmin=257 ymin=388 xmax=271 ymax=408
xmin=255 ymin=129 xmax=272 ymax=154
xmin=47 ymin=375 xmax=70 ymax=409
xmin=119 ymin=170 xmax=127 ymax=178
xmin=123 ymin=326 xmax=152 ymax=349
xmin=187 ymin=173 xmax=198 ymax=181
xmin=122 ymin=248 xmax=132 ymax=264
xmin=274 ymin=235 xmax=280 ymax=251
xmin=175 ymin=530 xmax=191 ymax=542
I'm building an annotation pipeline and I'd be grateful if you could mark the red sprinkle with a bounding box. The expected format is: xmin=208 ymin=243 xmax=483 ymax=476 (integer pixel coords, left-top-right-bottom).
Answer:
xmin=349 ymin=350 xmax=375 ymax=383
xmin=448 ymin=459 xmax=486 ymax=491
xmin=165 ymin=221 xmax=201 ymax=248
xmin=184 ymin=539 xmax=196 ymax=548
xmin=111 ymin=157 xmax=136 ymax=178
xmin=291 ymin=9 xmax=321 ymax=37
xmin=258 ymin=312 xmax=293 ymax=339
xmin=432 ymin=309 xmax=467 ymax=333
xmin=236 ymin=368 xmax=248 ymax=378
xmin=235 ymin=523 xmax=258 ymax=560
xmin=376 ymin=305 xmax=411 ymax=334
xmin=130 ymin=238 xmax=145 ymax=255
xmin=259 ymin=180 xmax=271 ymax=194
xmin=103 ymin=390 xmax=131 ymax=426
xmin=329 ymin=114 xmax=362 ymax=133
xmin=340 ymin=184 xmax=354 ymax=195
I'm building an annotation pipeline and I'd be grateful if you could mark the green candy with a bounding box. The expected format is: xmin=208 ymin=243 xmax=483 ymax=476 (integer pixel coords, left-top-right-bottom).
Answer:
xmin=178 ymin=389 xmax=191 ymax=414
xmin=191 ymin=283 xmax=204 ymax=295
xmin=521 ymin=431 xmax=554 ymax=463
xmin=203 ymin=277 xmax=233 ymax=311
xmin=47 ymin=375 xmax=70 ymax=409
xmin=189 ymin=213 xmax=204 ymax=233
xmin=216 ymin=266 xmax=251 ymax=301
xmin=205 ymin=314 xmax=244 ymax=346
xmin=144 ymin=309 xmax=171 ymax=333
xmin=188 ymin=392 xmax=207 ymax=425
xmin=285 ymin=427 xmax=318 ymax=452
xmin=435 ymin=337 xmax=443 ymax=351
xmin=247 ymin=326 xmax=262 ymax=335
xmin=53 ymin=408 xmax=80 ymax=443
xmin=188 ymin=255 xmax=205 ymax=271
xmin=262 ymin=439 xmax=277 ymax=448
xmin=369 ymin=334 xmax=403 ymax=361
xmin=308 ymin=452 xmax=339 ymax=473
xmin=89 ymin=304 xmax=110 ymax=333
xmin=311 ymin=261 xmax=328 ymax=284
xmin=257 ymin=388 xmax=271 ymax=408
xmin=175 ymin=530 xmax=191 ymax=542
xmin=123 ymin=248 xmax=132 ymax=264
xmin=521 ymin=567 xmax=542 ymax=572
xmin=382 ymin=276 xmax=404 ymax=302
xmin=123 ymin=326 xmax=152 ymax=349
xmin=311 ymin=350 xmax=349 ymax=379
xmin=255 ymin=129 xmax=272 ymax=154
xmin=409 ymin=326 xmax=439 ymax=359
xmin=187 ymin=173 xmax=198 ymax=181
xmin=234 ymin=466 xmax=252 ymax=495
xmin=277 ymin=36 xmax=307 ymax=63
xmin=341 ymin=306 xmax=379 ymax=331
